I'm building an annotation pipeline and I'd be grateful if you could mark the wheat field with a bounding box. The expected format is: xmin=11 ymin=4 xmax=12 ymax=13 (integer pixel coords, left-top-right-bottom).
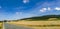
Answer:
xmin=0 ymin=23 xmax=3 ymax=29
xmin=8 ymin=21 xmax=60 ymax=29
xmin=8 ymin=21 xmax=60 ymax=25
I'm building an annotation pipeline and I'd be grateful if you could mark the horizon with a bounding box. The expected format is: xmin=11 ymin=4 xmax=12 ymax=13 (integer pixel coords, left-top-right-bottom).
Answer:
xmin=0 ymin=14 xmax=60 ymax=21
xmin=1 ymin=14 xmax=60 ymax=21
xmin=0 ymin=0 xmax=60 ymax=21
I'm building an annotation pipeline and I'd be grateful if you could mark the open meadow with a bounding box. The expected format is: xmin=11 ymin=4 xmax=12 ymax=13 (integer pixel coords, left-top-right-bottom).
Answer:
xmin=0 ymin=23 xmax=3 ymax=29
xmin=8 ymin=20 xmax=60 ymax=29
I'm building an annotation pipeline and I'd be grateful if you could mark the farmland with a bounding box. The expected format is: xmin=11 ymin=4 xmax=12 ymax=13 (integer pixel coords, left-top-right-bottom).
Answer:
xmin=0 ymin=22 xmax=3 ymax=29
xmin=6 ymin=15 xmax=60 ymax=29
xmin=7 ymin=20 xmax=60 ymax=29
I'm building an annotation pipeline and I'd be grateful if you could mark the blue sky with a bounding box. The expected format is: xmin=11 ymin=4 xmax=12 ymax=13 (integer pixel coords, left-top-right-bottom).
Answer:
xmin=0 ymin=0 xmax=60 ymax=21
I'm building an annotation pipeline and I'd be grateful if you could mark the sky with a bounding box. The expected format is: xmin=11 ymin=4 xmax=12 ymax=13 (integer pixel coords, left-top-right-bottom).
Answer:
xmin=0 ymin=0 xmax=60 ymax=21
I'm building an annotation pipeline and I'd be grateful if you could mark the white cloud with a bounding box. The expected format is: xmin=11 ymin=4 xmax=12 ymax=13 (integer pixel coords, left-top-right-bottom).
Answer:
xmin=39 ymin=7 xmax=51 ymax=12
xmin=23 ymin=0 xmax=29 ymax=3
xmin=55 ymin=7 xmax=60 ymax=10
xmin=40 ymin=8 xmax=47 ymax=12
xmin=42 ymin=8 xmax=47 ymax=10
xmin=48 ymin=7 xmax=51 ymax=10
xmin=40 ymin=10 xmax=45 ymax=12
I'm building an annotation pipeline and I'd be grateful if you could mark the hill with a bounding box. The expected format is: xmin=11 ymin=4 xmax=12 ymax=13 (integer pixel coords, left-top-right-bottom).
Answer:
xmin=19 ymin=15 xmax=60 ymax=21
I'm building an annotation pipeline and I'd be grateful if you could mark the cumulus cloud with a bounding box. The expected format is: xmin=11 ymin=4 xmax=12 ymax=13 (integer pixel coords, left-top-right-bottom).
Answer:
xmin=39 ymin=7 xmax=52 ymax=12
xmin=55 ymin=7 xmax=60 ymax=10
xmin=23 ymin=0 xmax=29 ymax=3
xmin=40 ymin=10 xmax=45 ymax=12
xmin=42 ymin=8 xmax=47 ymax=10
xmin=40 ymin=8 xmax=47 ymax=12
xmin=48 ymin=7 xmax=51 ymax=10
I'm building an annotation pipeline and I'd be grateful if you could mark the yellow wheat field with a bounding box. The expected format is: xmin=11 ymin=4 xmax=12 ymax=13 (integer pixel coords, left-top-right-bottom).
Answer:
xmin=0 ymin=23 xmax=3 ymax=29
xmin=8 ymin=21 xmax=60 ymax=25
xmin=8 ymin=21 xmax=60 ymax=29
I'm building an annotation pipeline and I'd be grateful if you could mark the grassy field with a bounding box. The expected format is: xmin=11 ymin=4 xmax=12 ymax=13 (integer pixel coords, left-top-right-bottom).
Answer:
xmin=8 ymin=20 xmax=60 ymax=29
xmin=0 ymin=23 xmax=3 ymax=29
xmin=6 ymin=15 xmax=60 ymax=29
